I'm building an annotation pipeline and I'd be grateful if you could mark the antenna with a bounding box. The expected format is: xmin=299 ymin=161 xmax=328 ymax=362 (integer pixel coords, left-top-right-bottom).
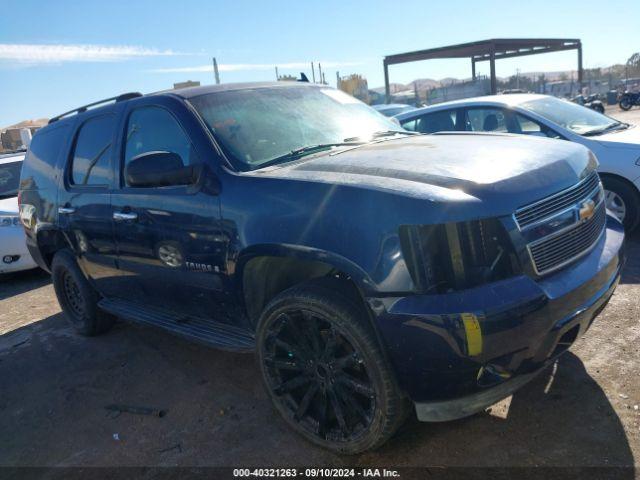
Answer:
xmin=213 ymin=57 xmax=220 ymax=84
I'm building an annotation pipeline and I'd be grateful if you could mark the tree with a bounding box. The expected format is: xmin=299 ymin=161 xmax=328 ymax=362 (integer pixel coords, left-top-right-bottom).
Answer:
xmin=627 ymin=52 xmax=640 ymax=76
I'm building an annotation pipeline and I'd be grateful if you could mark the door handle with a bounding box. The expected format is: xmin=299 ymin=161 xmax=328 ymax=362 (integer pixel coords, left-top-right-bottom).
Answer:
xmin=58 ymin=207 xmax=76 ymax=214
xmin=113 ymin=211 xmax=138 ymax=222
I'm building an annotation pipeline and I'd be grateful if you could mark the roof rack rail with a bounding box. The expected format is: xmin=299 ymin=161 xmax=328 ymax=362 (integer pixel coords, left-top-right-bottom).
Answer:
xmin=48 ymin=92 xmax=143 ymax=124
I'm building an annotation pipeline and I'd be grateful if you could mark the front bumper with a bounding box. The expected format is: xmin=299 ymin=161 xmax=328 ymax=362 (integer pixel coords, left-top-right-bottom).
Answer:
xmin=368 ymin=215 xmax=624 ymax=421
xmin=0 ymin=226 xmax=37 ymax=274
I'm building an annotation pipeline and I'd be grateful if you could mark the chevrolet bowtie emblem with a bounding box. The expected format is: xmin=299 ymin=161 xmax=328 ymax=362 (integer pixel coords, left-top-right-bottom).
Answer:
xmin=579 ymin=199 xmax=596 ymax=221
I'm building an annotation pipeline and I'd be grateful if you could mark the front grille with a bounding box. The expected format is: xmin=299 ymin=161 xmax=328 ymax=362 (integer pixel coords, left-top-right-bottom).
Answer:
xmin=515 ymin=172 xmax=600 ymax=229
xmin=528 ymin=201 xmax=606 ymax=274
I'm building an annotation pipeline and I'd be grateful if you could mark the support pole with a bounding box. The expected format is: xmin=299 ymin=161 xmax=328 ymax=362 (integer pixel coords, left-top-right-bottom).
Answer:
xmin=383 ymin=60 xmax=390 ymax=103
xmin=471 ymin=58 xmax=476 ymax=81
xmin=577 ymin=42 xmax=583 ymax=92
xmin=275 ymin=66 xmax=279 ymax=81
xmin=489 ymin=49 xmax=497 ymax=95
xmin=311 ymin=62 xmax=316 ymax=83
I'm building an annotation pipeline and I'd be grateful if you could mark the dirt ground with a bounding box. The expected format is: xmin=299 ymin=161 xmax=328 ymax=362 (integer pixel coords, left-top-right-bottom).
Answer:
xmin=1 ymin=107 xmax=640 ymax=473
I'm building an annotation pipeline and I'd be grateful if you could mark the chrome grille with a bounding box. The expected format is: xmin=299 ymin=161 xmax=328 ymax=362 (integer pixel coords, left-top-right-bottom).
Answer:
xmin=515 ymin=172 xmax=600 ymax=229
xmin=528 ymin=201 xmax=606 ymax=275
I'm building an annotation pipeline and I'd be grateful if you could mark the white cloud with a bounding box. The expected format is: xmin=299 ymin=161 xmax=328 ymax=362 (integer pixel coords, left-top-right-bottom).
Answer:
xmin=150 ymin=61 xmax=361 ymax=74
xmin=0 ymin=43 xmax=182 ymax=64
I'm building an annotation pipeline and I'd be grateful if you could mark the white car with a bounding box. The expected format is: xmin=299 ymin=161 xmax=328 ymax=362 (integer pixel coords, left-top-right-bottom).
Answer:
xmin=396 ymin=94 xmax=640 ymax=230
xmin=0 ymin=151 xmax=37 ymax=274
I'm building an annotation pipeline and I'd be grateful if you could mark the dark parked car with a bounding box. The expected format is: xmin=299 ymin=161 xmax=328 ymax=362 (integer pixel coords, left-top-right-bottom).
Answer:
xmin=19 ymin=83 xmax=624 ymax=454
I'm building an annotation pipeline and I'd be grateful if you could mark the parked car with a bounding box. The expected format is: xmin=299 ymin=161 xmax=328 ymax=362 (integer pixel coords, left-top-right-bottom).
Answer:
xmin=0 ymin=151 xmax=37 ymax=275
xmin=20 ymin=83 xmax=624 ymax=454
xmin=372 ymin=103 xmax=417 ymax=117
xmin=396 ymin=94 xmax=640 ymax=230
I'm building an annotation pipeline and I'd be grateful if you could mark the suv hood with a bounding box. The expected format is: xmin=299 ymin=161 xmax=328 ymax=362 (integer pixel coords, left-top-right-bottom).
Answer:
xmin=0 ymin=195 xmax=18 ymax=214
xmin=252 ymin=134 xmax=596 ymax=215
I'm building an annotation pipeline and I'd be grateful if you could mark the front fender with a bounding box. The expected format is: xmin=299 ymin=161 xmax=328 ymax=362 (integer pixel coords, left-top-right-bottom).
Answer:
xmin=235 ymin=243 xmax=376 ymax=293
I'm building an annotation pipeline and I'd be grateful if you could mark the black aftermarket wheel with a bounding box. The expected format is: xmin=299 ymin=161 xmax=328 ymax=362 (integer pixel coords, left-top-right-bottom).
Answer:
xmin=51 ymin=250 xmax=114 ymax=336
xmin=257 ymin=279 xmax=408 ymax=454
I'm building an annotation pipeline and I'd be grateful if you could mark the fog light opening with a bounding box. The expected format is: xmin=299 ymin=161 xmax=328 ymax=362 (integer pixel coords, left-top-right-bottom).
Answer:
xmin=552 ymin=325 xmax=580 ymax=358
xmin=2 ymin=255 xmax=19 ymax=264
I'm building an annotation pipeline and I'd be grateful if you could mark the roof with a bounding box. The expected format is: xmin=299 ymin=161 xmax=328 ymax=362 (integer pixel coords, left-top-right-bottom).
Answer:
xmin=373 ymin=103 xmax=414 ymax=111
xmin=394 ymin=94 xmax=549 ymax=120
xmin=44 ymin=81 xmax=322 ymax=127
xmin=384 ymin=38 xmax=581 ymax=65
xmin=162 ymin=81 xmax=319 ymax=99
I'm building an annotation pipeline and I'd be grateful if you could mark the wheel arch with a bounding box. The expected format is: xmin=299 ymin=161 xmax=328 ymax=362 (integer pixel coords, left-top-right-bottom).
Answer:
xmin=33 ymin=227 xmax=71 ymax=272
xmin=599 ymin=171 xmax=640 ymax=229
xmin=236 ymin=244 xmax=375 ymax=326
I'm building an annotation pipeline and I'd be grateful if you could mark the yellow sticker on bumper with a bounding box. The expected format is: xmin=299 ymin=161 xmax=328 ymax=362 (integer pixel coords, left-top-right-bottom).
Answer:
xmin=461 ymin=313 xmax=482 ymax=356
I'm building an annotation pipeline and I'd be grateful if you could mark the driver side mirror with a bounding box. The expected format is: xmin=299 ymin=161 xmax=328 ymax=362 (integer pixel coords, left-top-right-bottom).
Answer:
xmin=126 ymin=151 xmax=198 ymax=188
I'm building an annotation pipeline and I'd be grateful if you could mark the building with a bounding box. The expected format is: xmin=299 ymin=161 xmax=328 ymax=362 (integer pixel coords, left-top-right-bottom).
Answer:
xmin=1 ymin=129 xmax=24 ymax=151
xmin=427 ymin=78 xmax=490 ymax=105
xmin=337 ymin=74 xmax=369 ymax=103
xmin=173 ymin=80 xmax=201 ymax=90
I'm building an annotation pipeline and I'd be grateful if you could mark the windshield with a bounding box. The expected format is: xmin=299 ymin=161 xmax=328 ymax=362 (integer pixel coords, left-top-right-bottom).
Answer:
xmin=521 ymin=97 xmax=622 ymax=136
xmin=0 ymin=161 xmax=22 ymax=199
xmin=189 ymin=86 xmax=404 ymax=170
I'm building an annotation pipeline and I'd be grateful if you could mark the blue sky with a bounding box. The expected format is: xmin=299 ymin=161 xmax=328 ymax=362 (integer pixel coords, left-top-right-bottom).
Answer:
xmin=1 ymin=0 xmax=639 ymax=127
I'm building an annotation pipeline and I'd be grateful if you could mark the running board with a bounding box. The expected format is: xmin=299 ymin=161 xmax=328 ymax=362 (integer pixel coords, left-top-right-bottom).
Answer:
xmin=98 ymin=298 xmax=255 ymax=352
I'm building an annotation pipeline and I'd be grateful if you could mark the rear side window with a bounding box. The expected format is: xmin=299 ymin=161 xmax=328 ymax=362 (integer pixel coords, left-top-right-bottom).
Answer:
xmin=20 ymin=125 xmax=70 ymax=191
xmin=70 ymin=115 xmax=115 ymax=186
xmin=0 ymin=160 xmax=22 ymax=198
xmin=402 ymin=110 xmax=457 ymax=133
xmin=465 ymin=108 xmax=508 ymax=132
xmin=124 ymin=106 xmax=197 ymax=184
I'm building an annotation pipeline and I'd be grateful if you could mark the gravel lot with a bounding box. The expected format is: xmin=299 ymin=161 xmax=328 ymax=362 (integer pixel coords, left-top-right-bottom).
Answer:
xmin=1 ymin=107 xmax=640 ymax=472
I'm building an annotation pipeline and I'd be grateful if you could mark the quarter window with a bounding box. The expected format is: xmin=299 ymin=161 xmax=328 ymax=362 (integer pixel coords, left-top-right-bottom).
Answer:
xmin=514 ymin=113 xmax=561 ymax=139
xmin=124 ymin=106 xmax=196 ymax=186
xmin=70 ymin=115 xmax=115 ymax=186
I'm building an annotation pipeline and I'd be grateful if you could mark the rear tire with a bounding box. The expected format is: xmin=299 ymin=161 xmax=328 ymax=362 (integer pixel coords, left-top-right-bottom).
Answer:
xmin=619 ymin=98 xmax=632 ymax=111
xmin=601 ymin=176 xmax=640 ymax=231
xmin=256 ymin=278 xmax=409 ymax=454
xmin=51 ymin=250 xmax=114 ymax=336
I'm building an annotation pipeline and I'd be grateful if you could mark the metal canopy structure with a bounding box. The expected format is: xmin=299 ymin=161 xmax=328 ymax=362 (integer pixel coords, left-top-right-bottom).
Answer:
xmin=383 ymin=38 xmax=582 ymax=101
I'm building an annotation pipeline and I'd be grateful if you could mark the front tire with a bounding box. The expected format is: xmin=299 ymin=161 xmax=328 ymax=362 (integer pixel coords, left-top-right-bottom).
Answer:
xmin=256 ymin=279 xmax=408 ymax=454
xmin=601 ymin=176 xmax=640 ymax=231
xmin=51 ymin=250 xmax=114 ymax=336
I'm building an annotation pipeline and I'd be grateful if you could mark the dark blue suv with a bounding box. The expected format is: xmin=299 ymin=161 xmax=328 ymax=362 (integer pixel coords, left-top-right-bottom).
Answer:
xmin=19 ymin=82 xmax=624 ymax=454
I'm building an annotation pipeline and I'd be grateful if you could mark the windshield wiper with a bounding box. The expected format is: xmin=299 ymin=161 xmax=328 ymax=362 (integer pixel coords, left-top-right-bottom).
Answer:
xmin=257 ymin=142 xmax=363 ymax=168
xmin=582 ymin=122 xmax=628 ymax=137
xmin=343 ymin=130 xmax=417 ymax=142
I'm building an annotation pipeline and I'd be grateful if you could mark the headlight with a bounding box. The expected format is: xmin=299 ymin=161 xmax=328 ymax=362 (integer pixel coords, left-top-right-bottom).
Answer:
xmin=0 ymin=215 xmax=21 ymax=227
xmin=399 ymin=218 xmax=520 ymax=293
